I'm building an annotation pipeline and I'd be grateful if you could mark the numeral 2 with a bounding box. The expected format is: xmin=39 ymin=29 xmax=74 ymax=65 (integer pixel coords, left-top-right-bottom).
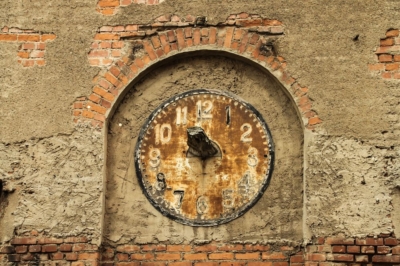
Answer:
xmin=240 ymin=123 xmax=252 ymax=143
xmin=196 ymin=100 xmax=213 ymax=120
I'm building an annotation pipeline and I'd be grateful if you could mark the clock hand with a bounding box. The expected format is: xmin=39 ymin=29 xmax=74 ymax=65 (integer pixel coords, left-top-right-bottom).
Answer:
xmin=186 ymin=127 xmax=221 ymax=160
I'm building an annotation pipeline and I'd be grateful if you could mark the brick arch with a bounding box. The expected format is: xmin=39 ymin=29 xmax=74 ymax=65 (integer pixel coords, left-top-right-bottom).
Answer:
xmin=73 ymin=14 xmax=322 ymax=130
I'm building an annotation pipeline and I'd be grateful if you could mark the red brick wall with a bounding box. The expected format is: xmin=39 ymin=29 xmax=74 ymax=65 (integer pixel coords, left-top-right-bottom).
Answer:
xmin=2 ymin=234 xmax=400 ymax=265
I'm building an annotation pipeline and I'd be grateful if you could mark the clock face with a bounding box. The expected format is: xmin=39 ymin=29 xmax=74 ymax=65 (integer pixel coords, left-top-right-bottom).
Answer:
xmin=134 ymin=89 xmax=274 ymax=226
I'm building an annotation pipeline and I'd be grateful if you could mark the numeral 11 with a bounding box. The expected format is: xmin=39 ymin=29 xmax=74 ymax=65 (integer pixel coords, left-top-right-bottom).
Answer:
xmin=176 ymin=106 xmax=187 ymax=125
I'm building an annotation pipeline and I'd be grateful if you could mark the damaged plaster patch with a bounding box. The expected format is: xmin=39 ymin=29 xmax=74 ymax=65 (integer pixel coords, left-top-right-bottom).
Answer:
xmin=0 ymin=124 xmax=103 ymax=242
xmin=306 ymin=135 xmax=398 ymax=237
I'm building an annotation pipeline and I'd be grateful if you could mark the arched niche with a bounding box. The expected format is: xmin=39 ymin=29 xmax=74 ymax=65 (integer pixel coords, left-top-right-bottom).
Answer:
xmin=103 ymin=51 xmax=303 ymax=245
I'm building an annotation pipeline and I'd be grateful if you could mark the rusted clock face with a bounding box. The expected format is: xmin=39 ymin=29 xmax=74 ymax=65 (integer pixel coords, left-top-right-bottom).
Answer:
xmin=134 ymin=89 xmax=274 ymax=226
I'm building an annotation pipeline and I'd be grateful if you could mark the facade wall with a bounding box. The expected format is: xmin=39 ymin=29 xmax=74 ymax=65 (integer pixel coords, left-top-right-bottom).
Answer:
xmin=0 ymin=0 xmax=400 ymax=265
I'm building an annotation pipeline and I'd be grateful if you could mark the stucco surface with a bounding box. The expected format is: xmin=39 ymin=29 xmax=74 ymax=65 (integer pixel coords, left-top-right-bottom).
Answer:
xmin=0 ymin=0 xmax=399 ymax=245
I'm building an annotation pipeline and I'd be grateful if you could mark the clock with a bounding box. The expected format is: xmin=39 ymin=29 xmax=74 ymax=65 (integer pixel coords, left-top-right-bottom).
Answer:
xmin=134 ymin=89 xmax=274 ymax=226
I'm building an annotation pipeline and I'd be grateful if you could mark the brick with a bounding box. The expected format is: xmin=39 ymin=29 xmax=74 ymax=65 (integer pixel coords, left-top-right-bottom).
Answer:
xmin=8 ymin=254 xmax=21 ymax=262
xmin=169 ymin=262 xmax=192 ymax=266
xmin=116 ymin=263 xmax=140 ymax=266
xmin=386 ymin=63 xmax=399 ymax=71
xmin=21 ymin=42 xmax=36 ymax=49
xmin=11 ymin=237 xmax=37 ymax=245
xmin=193 ymin=28 xmax=201 ymax=45
xmin=40 ymin=34 xmax=57 ymax=42
xmin=381 ymin=71 xmax=392 ymax=79
xmin=0 ymin=246 xmax=15 ymax=254
xmin=78 ymin=252 xmax=100 ymax=260
xmin=262 ymin=252 xmax=287 ymax=260
xmin=15 ymin=245 xmax=28 ymax=253
xmin=30 ymin=50 xmax=45 ymax=58
xmin=290 ymin=255 xmax=304 ymax=263
xmin=167 ymin=245 xmax=191 ymax=252
xmin=82 ymin=110 xmax=94 ymax=118
xmin=221 ymin=262 xmax=246 ymax=266
xmin=0 ymin=34 xmax=18 ymax=41
xmin=271 ymin=263 xmax=288 ymax=266
xmin=378 ymin=54 xmax=393 ymax=62
xmin=224 ymin=27 xmax=234 ymax=48
xmin=194 ymin=263 xmax=218 ymax=266
xmin=94 ymin=33 xmax=119 ymax=40
xmin=236 ymin=252 xmax=260 ymax=260
xmin=393 ymin=246 xmax=400 ymax=254
xmin=166 ymin=30 xmax=176 ymax=42
xmin=155 ymin=252 xmax=181 ymax=260
xmin=361 ymin=246 xmax=375 ymax=253
xmin=183 ymin=253 xmax=208 ymax=260
xmin=142 ymin=263 xmax=166 ymax=266
xmin=52 ymin=252 xmax=64 ymax=260
xmin=347 ymin=246 xmax=360 ymax=253
xmin=355 ymin=255 xmax=368 ymax=262
xmin=209 ymin=252 xmax=234 ymax=260
xmin=209 ymin=27 xmax=217 ymax=44
xmin=248 ymin=263 xmax=272 ymax=266
xmin=88 ymin=49 xmax=109 ymax=57
xmin=184 ymin=27 xmax=192 ymax=38
xmin=117 ymin=253 xmax=129 ymax=261
xmin=386 ymin=29 xmax=400 ymax=37
xmin=42 ymin=244 xmax=58 ymax=253
xmin=65 ymin=252 xmax=78 ymax=261
xmin=380 ymin=38 xmax=394 ymax=46
xmin=143 ymin=40 xmax=157 ymax=60
xmin=306 ymin=253 xmax=326 ymax=261
xmin=98 ymin=0 xmax=119 ymax=7
xmin=356 ymin=238 xmax=383 ymax=246
xmin=17 ymin=51 xmax=30 ymax=58
xmin=131 ymin=253 xmax=154 ymax=260
xmin=384 ymin=238 xmax=399 ymax=245
xmin=331 ymin=254 xmax=354 ymax=262
xmin=175 ymin=28 xmax=186 ymax=50
xmin=18 ymin=34 xmax=40 ymax=42
xmin=59 ymin=243 xmax=72 ymax=252
xmin=116 ymin=245 xmax=140 ymax=253
xmin=37 ymin=42 xmax=46 ymax=50
xmin=372 ymin=255 xmax=400 ymax=263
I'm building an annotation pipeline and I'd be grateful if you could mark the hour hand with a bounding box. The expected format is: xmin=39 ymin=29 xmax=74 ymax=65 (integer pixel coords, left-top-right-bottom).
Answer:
xmin=187 ymin=127 xmax=221 ymax=160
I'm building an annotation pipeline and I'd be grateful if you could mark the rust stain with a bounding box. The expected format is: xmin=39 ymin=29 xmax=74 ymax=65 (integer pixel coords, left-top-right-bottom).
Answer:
xmin=136 ymin=90 xmax=273 ymax=225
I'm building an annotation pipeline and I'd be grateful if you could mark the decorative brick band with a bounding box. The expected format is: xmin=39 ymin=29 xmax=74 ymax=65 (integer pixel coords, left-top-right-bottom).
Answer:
xmin=306 ymin=234 xmax=400 ymax=265
xmin=369 ymin=29 xmax=400 ymax=79
xmin=77 ymin=13 xmax=322 ymax=130
xmin=0 ymin=27 xmax=56 ymax=67
xmin=97 ymin=0 xmax=165 ymax=16
xmin=102 ymin=243 xmax=300 ymax=266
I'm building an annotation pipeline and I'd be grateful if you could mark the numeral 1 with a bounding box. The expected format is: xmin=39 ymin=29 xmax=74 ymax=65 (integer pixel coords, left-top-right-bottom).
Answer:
xmin=176 ymin=106 xmax=187 ymax=125
xmin=155 ymin=123 xmax=172 ymax=145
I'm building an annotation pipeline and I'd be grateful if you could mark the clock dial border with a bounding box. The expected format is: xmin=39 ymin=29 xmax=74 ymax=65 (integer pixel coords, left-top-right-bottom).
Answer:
xmin=134 ymin=89 xmax=275 ymax=226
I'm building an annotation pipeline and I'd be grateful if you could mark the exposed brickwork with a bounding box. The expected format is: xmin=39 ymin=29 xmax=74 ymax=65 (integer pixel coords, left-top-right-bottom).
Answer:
xmin=305 ymin=234 xmax=400 ymax=265
xmin=78 ymin=13 xmax=321 ymax=130
xmin=102 ymin=243 xmax=297 ymax=266
xmin=0 ymin=26 xmax=56 ymax=67
xmin=369 ymin=28 xmax=400 ymax=79
xmin=96 ymin=0 xmax=165 ymax=16
xmin=3 ymin=234 xmax=400 ymax=265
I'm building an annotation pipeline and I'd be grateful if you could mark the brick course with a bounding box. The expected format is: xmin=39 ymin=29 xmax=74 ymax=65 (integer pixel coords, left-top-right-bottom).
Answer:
xmin=96 ymin=0 xmax=166 ymax=16
xmin=0 ymin=26 xmax=56 ymax=67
